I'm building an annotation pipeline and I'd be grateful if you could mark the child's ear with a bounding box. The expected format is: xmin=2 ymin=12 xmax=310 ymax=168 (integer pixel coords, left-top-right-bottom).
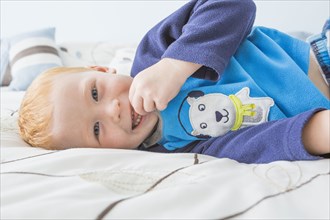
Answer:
xmin=88 ymin=66 xmax=117 ymax=74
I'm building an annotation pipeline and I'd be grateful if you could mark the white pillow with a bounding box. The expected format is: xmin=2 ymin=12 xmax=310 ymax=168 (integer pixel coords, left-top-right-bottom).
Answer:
xmin=58 ymin=42 xmax=134 ymax=67
xmin=109 ymin=47 xmax=136 ymax=76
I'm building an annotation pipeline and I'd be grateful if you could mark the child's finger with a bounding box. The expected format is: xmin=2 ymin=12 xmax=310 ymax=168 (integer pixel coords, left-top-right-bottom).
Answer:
xmin=155 ymin=99 xmax=167 ymax=111
xmin=128 ymin=85 xmax=135 ymax=103
xmin=143 ymin=98 xmax=156 ymax=113
xmin=131 ymin=94 xmax=147 ymax=115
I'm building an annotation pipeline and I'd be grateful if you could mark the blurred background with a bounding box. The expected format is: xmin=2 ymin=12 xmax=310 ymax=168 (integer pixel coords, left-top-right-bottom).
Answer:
xmin=1 ymin=0 xmax=329 ymax=44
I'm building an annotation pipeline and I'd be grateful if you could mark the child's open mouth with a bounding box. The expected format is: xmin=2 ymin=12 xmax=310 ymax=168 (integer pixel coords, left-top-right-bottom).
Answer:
xmin=131 ymin=108 xmax=142 ymax=129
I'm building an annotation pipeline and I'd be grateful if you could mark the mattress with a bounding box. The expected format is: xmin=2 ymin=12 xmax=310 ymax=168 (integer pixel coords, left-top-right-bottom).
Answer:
xmin=1 ymin=87 xmax=329 ymax=219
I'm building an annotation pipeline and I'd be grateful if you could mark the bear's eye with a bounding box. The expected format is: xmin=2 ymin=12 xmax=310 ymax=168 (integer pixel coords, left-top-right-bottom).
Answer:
xmin=200 ymin=123 xmax=207 ymax=129
xmin=198 ymin=104 xmax=205 ymax=111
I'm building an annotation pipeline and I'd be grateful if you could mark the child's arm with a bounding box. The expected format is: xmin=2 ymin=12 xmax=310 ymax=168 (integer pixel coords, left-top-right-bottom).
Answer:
xmin=190 ymin=109 xmax=330 ymax=163
xmin=302 ymin=110 xmax=330 ymax=155
xmin=130 ymin=0 xmax=256 ymax=115
xmin=141 ymin=109 xmax=330 ymax=163
xmin=141 ymin=109 xmax=329 ymax=163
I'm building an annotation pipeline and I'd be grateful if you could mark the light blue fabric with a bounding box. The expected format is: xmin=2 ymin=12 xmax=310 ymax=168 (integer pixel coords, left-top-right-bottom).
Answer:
xmin=307 ymin=19 xmax=330 ymax=83
xmin=9 ymin=27 xmax=56 ymax=45
xmin=8 ymin=63 xmax=59 ymax=90
xmin=7 ymin=27 xmax=62 ymax=91
xmin=160 ymin=27 xmax=330 ymax=150
xmin=0 ymin=38 xmax=10 ymax=86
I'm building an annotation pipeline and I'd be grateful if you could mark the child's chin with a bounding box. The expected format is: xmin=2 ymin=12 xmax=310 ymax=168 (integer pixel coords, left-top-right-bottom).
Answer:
xmin=142 ymin=113 xmax=159 ymax=134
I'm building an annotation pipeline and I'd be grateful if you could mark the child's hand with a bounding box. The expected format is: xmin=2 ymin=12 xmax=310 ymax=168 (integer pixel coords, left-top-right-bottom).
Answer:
xmin=129 ymin=58 xmax=201 ymax=115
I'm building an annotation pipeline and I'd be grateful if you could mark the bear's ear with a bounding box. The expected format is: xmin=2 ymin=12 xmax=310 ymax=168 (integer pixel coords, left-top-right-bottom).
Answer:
xmin=188 ymin=90 xmax=204 ymax=98
xmin=191 ymin=130 xmax=200 ymax=136
xmin=187 ymin=97 xmax=195 ymax=105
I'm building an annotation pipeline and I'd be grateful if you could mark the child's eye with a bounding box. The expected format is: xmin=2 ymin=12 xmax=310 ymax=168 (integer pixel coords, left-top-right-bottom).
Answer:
xmin=91 ymin=86 xmax=98 ymax=101
xmin=94 ymin=122 xmax=100 ymax=139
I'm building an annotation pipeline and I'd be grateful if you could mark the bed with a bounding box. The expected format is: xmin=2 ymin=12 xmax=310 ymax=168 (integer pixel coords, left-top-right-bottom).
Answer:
xmin=1 ymin=33 xmax=330 ymax=219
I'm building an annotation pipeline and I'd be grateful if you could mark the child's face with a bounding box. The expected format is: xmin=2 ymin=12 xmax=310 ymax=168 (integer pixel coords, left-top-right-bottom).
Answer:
xmin=50 ymin=71 xmax=159 ymax=149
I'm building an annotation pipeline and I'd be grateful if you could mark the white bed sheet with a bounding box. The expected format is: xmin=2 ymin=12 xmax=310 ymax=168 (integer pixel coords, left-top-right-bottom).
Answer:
xmin=1 ymin=87 xmax=330 ymax=219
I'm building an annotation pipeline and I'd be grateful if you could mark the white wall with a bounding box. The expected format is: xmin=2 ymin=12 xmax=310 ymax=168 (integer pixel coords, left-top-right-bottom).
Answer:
xmin=1 ymin=1 xmax=188 ymax=44
xmin=1 ymin=0 xmax=329 ymax=44
xmin=254 ymin=0 xmax=329 ymax=34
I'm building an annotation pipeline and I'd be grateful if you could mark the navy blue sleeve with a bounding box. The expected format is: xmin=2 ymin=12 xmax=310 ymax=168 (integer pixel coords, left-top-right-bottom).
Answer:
xmin=190 ymin=108 xmax=324 ymax=163
xmin=131 ymin=0 xmax=256 ymax=80
xmin=140 ymin=109 xmax=324 ymax=164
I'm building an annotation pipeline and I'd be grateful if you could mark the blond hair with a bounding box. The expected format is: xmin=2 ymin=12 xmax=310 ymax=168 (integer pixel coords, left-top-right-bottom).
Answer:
xmin=18 ymin=67 xmax=92 ymax=150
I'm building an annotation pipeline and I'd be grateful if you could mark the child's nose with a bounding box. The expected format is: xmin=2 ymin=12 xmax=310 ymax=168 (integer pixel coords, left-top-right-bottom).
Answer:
xmin=103 ymin=99 xmax=120 ymax=123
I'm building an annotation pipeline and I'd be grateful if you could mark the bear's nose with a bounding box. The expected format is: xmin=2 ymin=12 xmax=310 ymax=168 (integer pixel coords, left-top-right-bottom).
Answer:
xmin=215 ymin=111 xmax=223 ymax=122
